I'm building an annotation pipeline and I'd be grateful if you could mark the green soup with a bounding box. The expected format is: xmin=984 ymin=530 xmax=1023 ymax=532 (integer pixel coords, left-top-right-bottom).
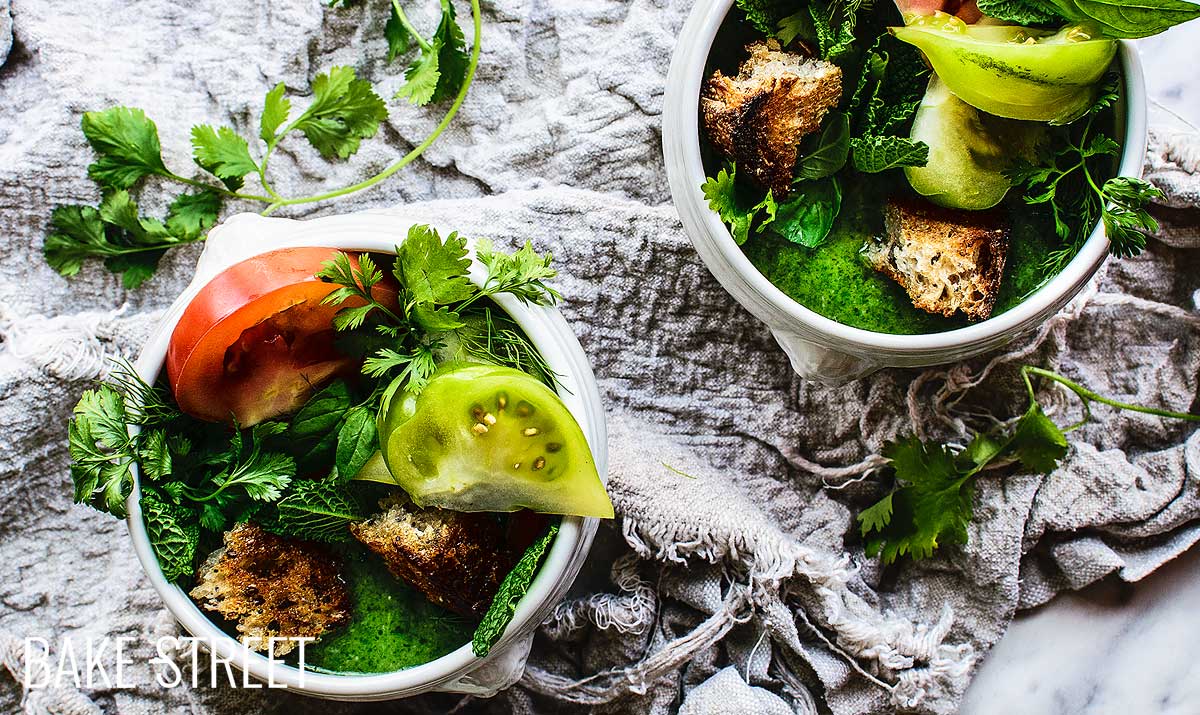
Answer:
xmin=300 ymin=542 xmax=473 ymax=675
xmin=739 ymin=177 xmax=1081 ymax=335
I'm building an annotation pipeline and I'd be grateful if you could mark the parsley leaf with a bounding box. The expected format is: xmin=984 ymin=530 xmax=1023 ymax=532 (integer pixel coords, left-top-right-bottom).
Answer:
xmin=736 ymin=0 xmax=783 ymax=34
xmin=69 ymin=384 xmax=137 ymax=518
xmin=80 ymin=107 xmax=169 ymax=189
xmin=473 ymin=521 xmax=559 ymax=657
xmin=191 ymin=125 xmax=259 ymax=190
xmin=192 ymin=423 xmax=295 ymax=503
xmin=395 ymin=0 xmax=469 ymax=105
xmin=862 ymin=437 xmax=975 ymax=563
xmin=293 ymin=66 xmax=389 ymax=160
xmin=701 ymin=163 xmax=776 ymax=246
xmin=476 ymin=239 xmax=561 ymax=306
xmin=850 ymin=135 xmax=929 ymax=173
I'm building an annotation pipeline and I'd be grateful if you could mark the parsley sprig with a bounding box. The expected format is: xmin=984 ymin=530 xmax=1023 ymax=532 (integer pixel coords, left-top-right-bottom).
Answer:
xmin=44 ymin=0 xmax=482 ymax=289
xmin=859 ymin=365 xmax=1200 ymax=564
xmin=1007 ymin=77 xmax=1164 ymax=274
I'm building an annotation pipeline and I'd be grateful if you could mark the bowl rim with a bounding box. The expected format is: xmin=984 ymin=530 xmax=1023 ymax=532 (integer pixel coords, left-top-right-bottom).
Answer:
xmin=663 ymin=0 xmax=1148 ymax=352
xmin=123 ymin=211 xmax=607 ymax=699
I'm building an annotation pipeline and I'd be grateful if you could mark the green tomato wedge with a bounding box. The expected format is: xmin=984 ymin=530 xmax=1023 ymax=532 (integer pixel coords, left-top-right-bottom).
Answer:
xmin=359 ymin=364 xmax=613 ymax=518
xmin=905 ymin=75 xmax=1047 ymax=210
xmin=891 ymin=13 xmax=1118 ymax=124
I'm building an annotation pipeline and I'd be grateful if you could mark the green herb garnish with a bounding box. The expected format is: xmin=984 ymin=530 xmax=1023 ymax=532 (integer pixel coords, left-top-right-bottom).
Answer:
xmin=44 ymin=0 xmax=482 ymax=289
xmin=858 ymin=365 xmax=1200 ymax=564
xmin=472 ymin=521 xmax=560 ymax=657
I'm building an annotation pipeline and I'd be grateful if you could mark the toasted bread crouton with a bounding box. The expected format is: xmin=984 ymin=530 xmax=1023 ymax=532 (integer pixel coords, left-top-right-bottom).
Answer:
xmin=349 ymin=500 xmax=530 ymax=617
xmin=702 ymin=39 xmax=842 ymax=196
xmin=190 ymin=523 xmax=350 ymax=655
xmin=864 ymin=198 xmax=1010 ymax=321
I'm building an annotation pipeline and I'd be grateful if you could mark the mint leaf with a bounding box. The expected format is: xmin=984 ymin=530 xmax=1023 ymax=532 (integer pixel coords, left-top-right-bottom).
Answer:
xmin=289 ymin=381 xmax=352 ymax=441
xmin=395 ymin=225 xmax=474 ymax=305
xmin=263 ymin=478 xmax=366 ymax=543
xmin=851 ymin=135 xmax=929 ymax=173
xmin=294 ymin=66 xmax=389 ymax=159
xmin=141 ymin=491 xmax=200 ymax=583
xmin=976 ymin=0 xmax=1065 ymax=24
xmin=260 ymin=82 xmax=291 ymax=143
xmin=191 ymin=125 xmax=258 ymax=190
xmin=770 ymin=178 xmax=841 ymax=248
xmin=80 ymin=107 xmax=169 ymax=189
xmin=473 ymin=522 xmax=559 ymax=657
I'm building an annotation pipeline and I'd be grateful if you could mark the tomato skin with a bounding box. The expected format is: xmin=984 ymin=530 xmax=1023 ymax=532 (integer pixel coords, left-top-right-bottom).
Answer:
xmin=167 ymin=247 xmax=397 ymax=425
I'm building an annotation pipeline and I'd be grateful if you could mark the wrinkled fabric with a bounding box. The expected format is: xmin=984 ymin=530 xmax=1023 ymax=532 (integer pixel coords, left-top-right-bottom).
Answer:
xmin=0 ymin=2 xmax=1199 ymax=715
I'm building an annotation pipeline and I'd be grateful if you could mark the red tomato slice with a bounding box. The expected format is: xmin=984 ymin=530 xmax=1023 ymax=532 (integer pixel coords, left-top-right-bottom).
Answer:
xmin=166 ymin=247 xmax=398 ymax=425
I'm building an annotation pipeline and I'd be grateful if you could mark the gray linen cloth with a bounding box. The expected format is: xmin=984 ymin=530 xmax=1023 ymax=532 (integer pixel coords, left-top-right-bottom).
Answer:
xmin=1 ymin=1 xmax=1199 ymax=714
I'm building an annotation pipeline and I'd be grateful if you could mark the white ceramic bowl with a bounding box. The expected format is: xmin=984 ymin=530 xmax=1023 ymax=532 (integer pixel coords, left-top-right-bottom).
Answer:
xmin=124 ymin=212 xmax=606 ymax=700
xmin=663 ymin=0 xmax=1148 ymax=382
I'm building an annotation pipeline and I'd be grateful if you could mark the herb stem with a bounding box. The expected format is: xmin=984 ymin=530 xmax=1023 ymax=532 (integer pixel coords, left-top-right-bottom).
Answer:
xmin=260 ymin=0 xmax=482 ymax=216
xmin=1021 ymin=366 xmax=1200 ymax=424
xmin=164 ymin=171 xmax=274 ymax=203
xmin=391 ymin=0 xmax=433 ymax=53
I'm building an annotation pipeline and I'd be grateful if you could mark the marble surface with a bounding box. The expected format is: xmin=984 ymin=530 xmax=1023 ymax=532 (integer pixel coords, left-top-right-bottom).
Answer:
xmin=960 ymin=31 xmax=1200 ymax=715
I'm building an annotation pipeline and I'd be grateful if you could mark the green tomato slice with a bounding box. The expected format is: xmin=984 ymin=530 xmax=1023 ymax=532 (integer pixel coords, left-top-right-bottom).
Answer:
xmin=891 ymin=13 xmax=1118 ymax=124
xmin=905 ymin=75 xmax=1047 ymax=210
xmin=364 ymin=364 xmax=614 ymax=518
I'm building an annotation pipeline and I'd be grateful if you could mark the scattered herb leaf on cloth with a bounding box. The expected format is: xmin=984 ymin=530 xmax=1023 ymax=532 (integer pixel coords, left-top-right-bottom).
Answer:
xmin=859 ymin=366 xmax=1200 ymax=564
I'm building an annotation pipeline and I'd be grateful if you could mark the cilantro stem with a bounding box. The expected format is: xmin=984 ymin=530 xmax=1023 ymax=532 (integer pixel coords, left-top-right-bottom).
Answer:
xmin=391 ymin=0 xmax=433 ymax=53
xmin=259 ymin=0 xmax=482 ymax=216
xmin=163 ymin=171 xmax=274 ymax=203
xmin=1021 ymin=366 xmax=1200 ymax=426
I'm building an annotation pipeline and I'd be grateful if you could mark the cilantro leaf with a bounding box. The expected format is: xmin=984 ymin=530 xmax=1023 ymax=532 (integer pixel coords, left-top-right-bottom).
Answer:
xmin=1012 ymin=405 xmax=1069 ymax=473
xmin=43 ymin=205 xmax=110 ymax=278
xmin=164 ymin=190 xmax=222 ymax=240
xmin=385 ymin=3 xmax=412 ymax=62
xmin=137 ymin=429 xmax=173 ymax=481
xmin=141 ymin=491 xmax=200 ymax=583
xmin=80 ymin=107 xmax=169 ymax=189
xmin=430 ymin=0 xmax=470 ymax=104
xmin=294 ymin=66 xmax=389 ymax=160
xmin=395 ymin=225 xmax=474 ymax=306
xmin=362 ymin=345 xmax=440 ymax=390
xmin=396 ymin=39 xmax=442 ymax=105
xmin=260 ymin=82 xmax=291 ymax=143
xmin=191 ymin=125 xmax=259 ymax=190
xmin=473 ymin=521 xmax=559 ymax=657
xmin=200 ymin=425 xmax=295 ymax=502
xmin=860 ymin=438 xmax=974 ymax=564
xmin=701 ymin=164 xmax=775 ymax=246
xmin=851 ymin=135 xmax=929 ymax=173
xmin=263 ymin=478 xmax=367 ymax=542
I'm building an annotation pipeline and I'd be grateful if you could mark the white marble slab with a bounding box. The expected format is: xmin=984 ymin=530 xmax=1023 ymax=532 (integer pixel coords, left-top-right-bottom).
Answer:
xmin=960 ymin=31 xmax=1200 ymax=715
